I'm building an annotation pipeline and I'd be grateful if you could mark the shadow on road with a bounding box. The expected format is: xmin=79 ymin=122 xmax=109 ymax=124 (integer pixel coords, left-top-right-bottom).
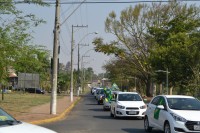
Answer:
xmin=93 ymin=115 xmax=144 ymax=121
xmin=122 ymin=128 xmax=162 ymax=133
xmin=93 ymin=115 xmax=113 ymax=120
xmin=88 ymin=108 xmax=103 ymax=112
xmin=85 ymin=103 xmax=98 ymax=105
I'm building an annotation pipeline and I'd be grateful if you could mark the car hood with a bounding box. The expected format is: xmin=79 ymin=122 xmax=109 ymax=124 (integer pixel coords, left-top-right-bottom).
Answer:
xmin=171 ymin=110 xmax=200 ymax=121
xmin=0 ymin=122 xmax=57 ymax=133
xmin=117 ymin=101 xmax=145 ymax=107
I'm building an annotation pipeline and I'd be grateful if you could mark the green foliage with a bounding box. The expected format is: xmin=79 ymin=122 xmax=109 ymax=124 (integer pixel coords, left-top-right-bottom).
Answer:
xmin=0 ymin=0 xmax=49 ymax=86
xmin=149 ymin=3 xmax=200 ymax=90
xmin=93 ymin=1 xmax=200 ymax=96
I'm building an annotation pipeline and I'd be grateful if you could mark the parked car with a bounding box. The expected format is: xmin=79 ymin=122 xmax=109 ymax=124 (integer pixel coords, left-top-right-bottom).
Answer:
xmin=144 ymin=95 xmax=200 ymax=133
xmin=25 ymin=88 xmax=45 ymax=94
xmin=110 ymin=92 xmax=147 ymax=119
xmin=0 ymin=107 xmax=57 ymax=133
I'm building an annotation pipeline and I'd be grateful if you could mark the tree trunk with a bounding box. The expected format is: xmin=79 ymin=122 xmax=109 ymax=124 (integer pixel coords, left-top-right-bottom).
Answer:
xmin=159 ymin=83 xmax=162 ymax=95
xmin=145 ymin=75 xmax=153 ymax=97
xmin=169 ymin=86 xmax=173 ymax=95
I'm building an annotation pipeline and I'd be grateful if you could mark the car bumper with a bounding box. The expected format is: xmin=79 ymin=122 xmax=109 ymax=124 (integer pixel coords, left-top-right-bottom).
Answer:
xmin=170 ymin=121 xmax=200 ymax=133
xmin=115 ymin=108 xmax=146 ymax=117
xmin=103 ymin=102 xmax=111 ymax=109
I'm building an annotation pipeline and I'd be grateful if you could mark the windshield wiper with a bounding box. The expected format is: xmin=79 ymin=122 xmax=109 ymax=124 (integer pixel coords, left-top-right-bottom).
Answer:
xmin=4 ymin=120 xmax=18 ymax=125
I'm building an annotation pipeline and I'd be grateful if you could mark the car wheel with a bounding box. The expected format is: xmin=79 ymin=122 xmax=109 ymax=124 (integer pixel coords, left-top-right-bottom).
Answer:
xmin=97 ymin=101 xmax=100 ymax=105
xmin=144 ymin=117 xmax=152 ymax=132
xmin=103 ymin=106 xmax=105 ymax=111
xmin=110 ymin=109 xmax=114 ymax=117
xmin=114 ymin=109 xmax=118 ymax=119
xmin=164 ymin=122 xmax=171 ymax=133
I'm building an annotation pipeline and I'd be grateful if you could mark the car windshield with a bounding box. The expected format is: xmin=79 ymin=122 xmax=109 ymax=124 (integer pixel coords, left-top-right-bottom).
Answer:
xmin=167 ymin=98 xmax=200 ymax=110
xmin=118 ymin=94 xmax=142 ymax=101
xmin=0 ymin=108 xmax=18 ymax=126
xmin=99 ymin=89 xmax=104 ymax=94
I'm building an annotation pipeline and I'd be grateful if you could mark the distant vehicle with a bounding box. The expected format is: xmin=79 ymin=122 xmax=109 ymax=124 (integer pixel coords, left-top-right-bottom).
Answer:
xmin=25 ymin=88 xmax=45 ymax=94
xmin=103 ymin=90 xmax=121 ymax=111
xmin=110 ymin=92 xmax=147 ymax=119
xmin=0 ymin=107 xmax=57 ymax=133
xmin=94 ymin=88 xmax=103 ymax=99
xmin=91 ymin=87 xmax=97 ymax=95
xmin=96 ymin=89 xmax=105 ymax=105
xmin=144 ymin=95 xmax=200 ymax=133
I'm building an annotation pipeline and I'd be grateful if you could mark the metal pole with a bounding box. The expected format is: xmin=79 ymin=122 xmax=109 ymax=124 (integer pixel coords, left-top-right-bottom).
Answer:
xmin=166 ymin=68 xmax=169 ymax=95
xmin=77 ymin=43 xmax=80 ymax=95
xmin=70 ymin=25 xmax=74 ymax=102
xmin=50 ymin=0 xmax=60 ymax=115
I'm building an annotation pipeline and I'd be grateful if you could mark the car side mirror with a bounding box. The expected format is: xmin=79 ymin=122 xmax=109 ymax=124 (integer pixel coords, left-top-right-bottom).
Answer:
xmin=157 ymin=105 xmax=165 ymax=110
xmin=143 ymin=99 xmax=148 ymax=103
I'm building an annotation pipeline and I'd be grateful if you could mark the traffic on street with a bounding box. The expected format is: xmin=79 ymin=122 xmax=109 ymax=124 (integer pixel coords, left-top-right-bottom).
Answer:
xmin=40 ymin=92 xmax=161 ymax=133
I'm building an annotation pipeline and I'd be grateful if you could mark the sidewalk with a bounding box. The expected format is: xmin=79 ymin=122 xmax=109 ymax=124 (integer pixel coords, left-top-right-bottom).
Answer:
xmin=15 ymin=96 xmax=80 ymax=125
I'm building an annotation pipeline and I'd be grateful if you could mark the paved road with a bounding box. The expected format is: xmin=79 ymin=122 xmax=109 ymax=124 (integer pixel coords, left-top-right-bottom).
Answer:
xmin=41 ymin=94 xmax=161 ymax=133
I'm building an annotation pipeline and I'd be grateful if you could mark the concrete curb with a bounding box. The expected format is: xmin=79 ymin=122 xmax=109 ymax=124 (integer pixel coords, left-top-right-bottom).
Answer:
xmin=30 ymin=97 xmax=81 ymax=125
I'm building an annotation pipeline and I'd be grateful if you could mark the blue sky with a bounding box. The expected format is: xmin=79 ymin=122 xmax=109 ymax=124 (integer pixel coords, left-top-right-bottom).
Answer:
xmin=16 ymin=0 xmax=199 ymax=74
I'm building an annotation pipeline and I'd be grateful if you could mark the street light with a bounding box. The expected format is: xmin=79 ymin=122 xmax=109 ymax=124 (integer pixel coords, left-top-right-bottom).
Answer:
xmin=77 ymin=32 xmax=98 ymax=95
xmin=155 ymin=68 xmax=170 ymax=95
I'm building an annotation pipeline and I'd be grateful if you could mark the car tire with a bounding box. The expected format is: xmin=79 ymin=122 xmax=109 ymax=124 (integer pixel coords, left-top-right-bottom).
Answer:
xmin=103 ymin=106 xmax=106 ymax=111
xmin=144 ymin=117 xmax=152 ymax=132
xmin=98 ymin=101 xmax=100 ymax=105
xmin=110 ymin=109 xmax=114 ymax=117
xmin=114 ymin=109 xmax=118 ymax=119
xmin=164 ymin=122 xmax=171 ymax=133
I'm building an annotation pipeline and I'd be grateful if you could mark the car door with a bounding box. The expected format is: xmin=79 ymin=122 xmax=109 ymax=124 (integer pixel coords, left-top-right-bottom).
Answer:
xmin=110 ymin=93 xmax=117 ymax=114
xmin=147 ymin=96 xmax=161 ymax=128
xmin=154 ymin=96 xmax=168 ymax=130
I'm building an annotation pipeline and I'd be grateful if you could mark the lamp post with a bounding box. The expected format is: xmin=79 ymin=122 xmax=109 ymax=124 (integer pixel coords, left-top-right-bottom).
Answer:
xmin=155 ymin=68 xmax=170 ymax=95
xmin=70 ymin=25 xmax=87 ymax=102
xmin=77 ymin=32 xmax=98 ymax=95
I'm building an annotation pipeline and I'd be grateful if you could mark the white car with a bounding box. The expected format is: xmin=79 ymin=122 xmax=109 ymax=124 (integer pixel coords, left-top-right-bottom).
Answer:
xmin=0 ymin=108 xmax=57 ymax=133
xmin=110 ymin=92 xmax=147 ymax=118
xmin=144 ymin=95 xmax=200 ymax=133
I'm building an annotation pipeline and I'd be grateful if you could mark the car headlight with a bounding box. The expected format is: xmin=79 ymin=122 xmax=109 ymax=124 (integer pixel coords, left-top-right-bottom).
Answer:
xmin=117 ymin=105 xmax=125 ymax=109
xmin=140 ymin=105 xmax=147 ymax=109
xmin=170 ymin=113 xmax=187 ymax=122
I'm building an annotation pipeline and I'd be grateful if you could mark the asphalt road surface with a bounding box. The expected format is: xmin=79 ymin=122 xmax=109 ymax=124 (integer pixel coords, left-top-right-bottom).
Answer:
xmin=41 ymin=94 xmax=161 ymax=133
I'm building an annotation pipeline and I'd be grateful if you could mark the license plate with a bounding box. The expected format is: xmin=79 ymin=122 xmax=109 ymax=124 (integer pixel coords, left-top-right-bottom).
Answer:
xmin=128 ymin=111 xmax=137 ymax=115
xmin=194 ymin=125 xmax=200 ymax=130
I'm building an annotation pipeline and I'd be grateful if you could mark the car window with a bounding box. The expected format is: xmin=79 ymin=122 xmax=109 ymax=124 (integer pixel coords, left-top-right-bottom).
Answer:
xmin=151 ymin=96 xmax=160 ymax=105
xmin=167 ymin=98 xmax=200 ymax=110
xmin=0 ymin=108 xmax=16 ymax=126
xmin=118 ymin=94 xmax=142 ymax=101
xmin=157 ymin=97 xmax=166 ymax=107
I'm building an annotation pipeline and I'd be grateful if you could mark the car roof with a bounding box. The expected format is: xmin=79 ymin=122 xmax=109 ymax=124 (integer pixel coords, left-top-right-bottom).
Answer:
xmin=159 ymin=95 xmax=195 ymax=99
xmin=116 ymin=92 xmax=139 ymax=94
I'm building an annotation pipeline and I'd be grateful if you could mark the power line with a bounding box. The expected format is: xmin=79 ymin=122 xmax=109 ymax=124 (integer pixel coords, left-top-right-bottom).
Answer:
xmin=1 ymin=0 xmax=200 ymax=5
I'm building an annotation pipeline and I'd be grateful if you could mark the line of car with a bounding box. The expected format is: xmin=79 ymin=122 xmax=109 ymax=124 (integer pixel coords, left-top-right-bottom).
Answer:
xmin=91 ymin=87 xmax=200 ymax=133
xmin=91 ymin=87 xmax=147 ymax=119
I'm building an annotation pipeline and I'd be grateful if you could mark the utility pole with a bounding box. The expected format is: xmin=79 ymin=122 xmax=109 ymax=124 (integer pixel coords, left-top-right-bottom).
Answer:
xmin=50 ymin=0 xmax=60 ymax=115
xmin=70 ymin=25 xmax=87 ymax=102
xmin=78 ymin=43 xmax=89 ymax=94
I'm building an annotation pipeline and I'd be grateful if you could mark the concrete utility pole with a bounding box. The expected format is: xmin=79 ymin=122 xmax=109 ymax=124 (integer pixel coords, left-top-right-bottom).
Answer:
xmin=70 ymin=25 xmax=88 ymax=102
xmin=50 ymin=0 xmax=60 ymax=115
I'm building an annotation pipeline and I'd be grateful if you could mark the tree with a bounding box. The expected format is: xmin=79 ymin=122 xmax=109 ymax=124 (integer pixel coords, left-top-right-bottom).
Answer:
xmin=93 ymin=1 xmax=200 ymax=96
xmin=147 ymin=2 xmax=200 ymax=94
xmin=93 ymin=4 xmax=156 ymax=96
xmin=0 ymin=0 xmax=49 ymax=86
